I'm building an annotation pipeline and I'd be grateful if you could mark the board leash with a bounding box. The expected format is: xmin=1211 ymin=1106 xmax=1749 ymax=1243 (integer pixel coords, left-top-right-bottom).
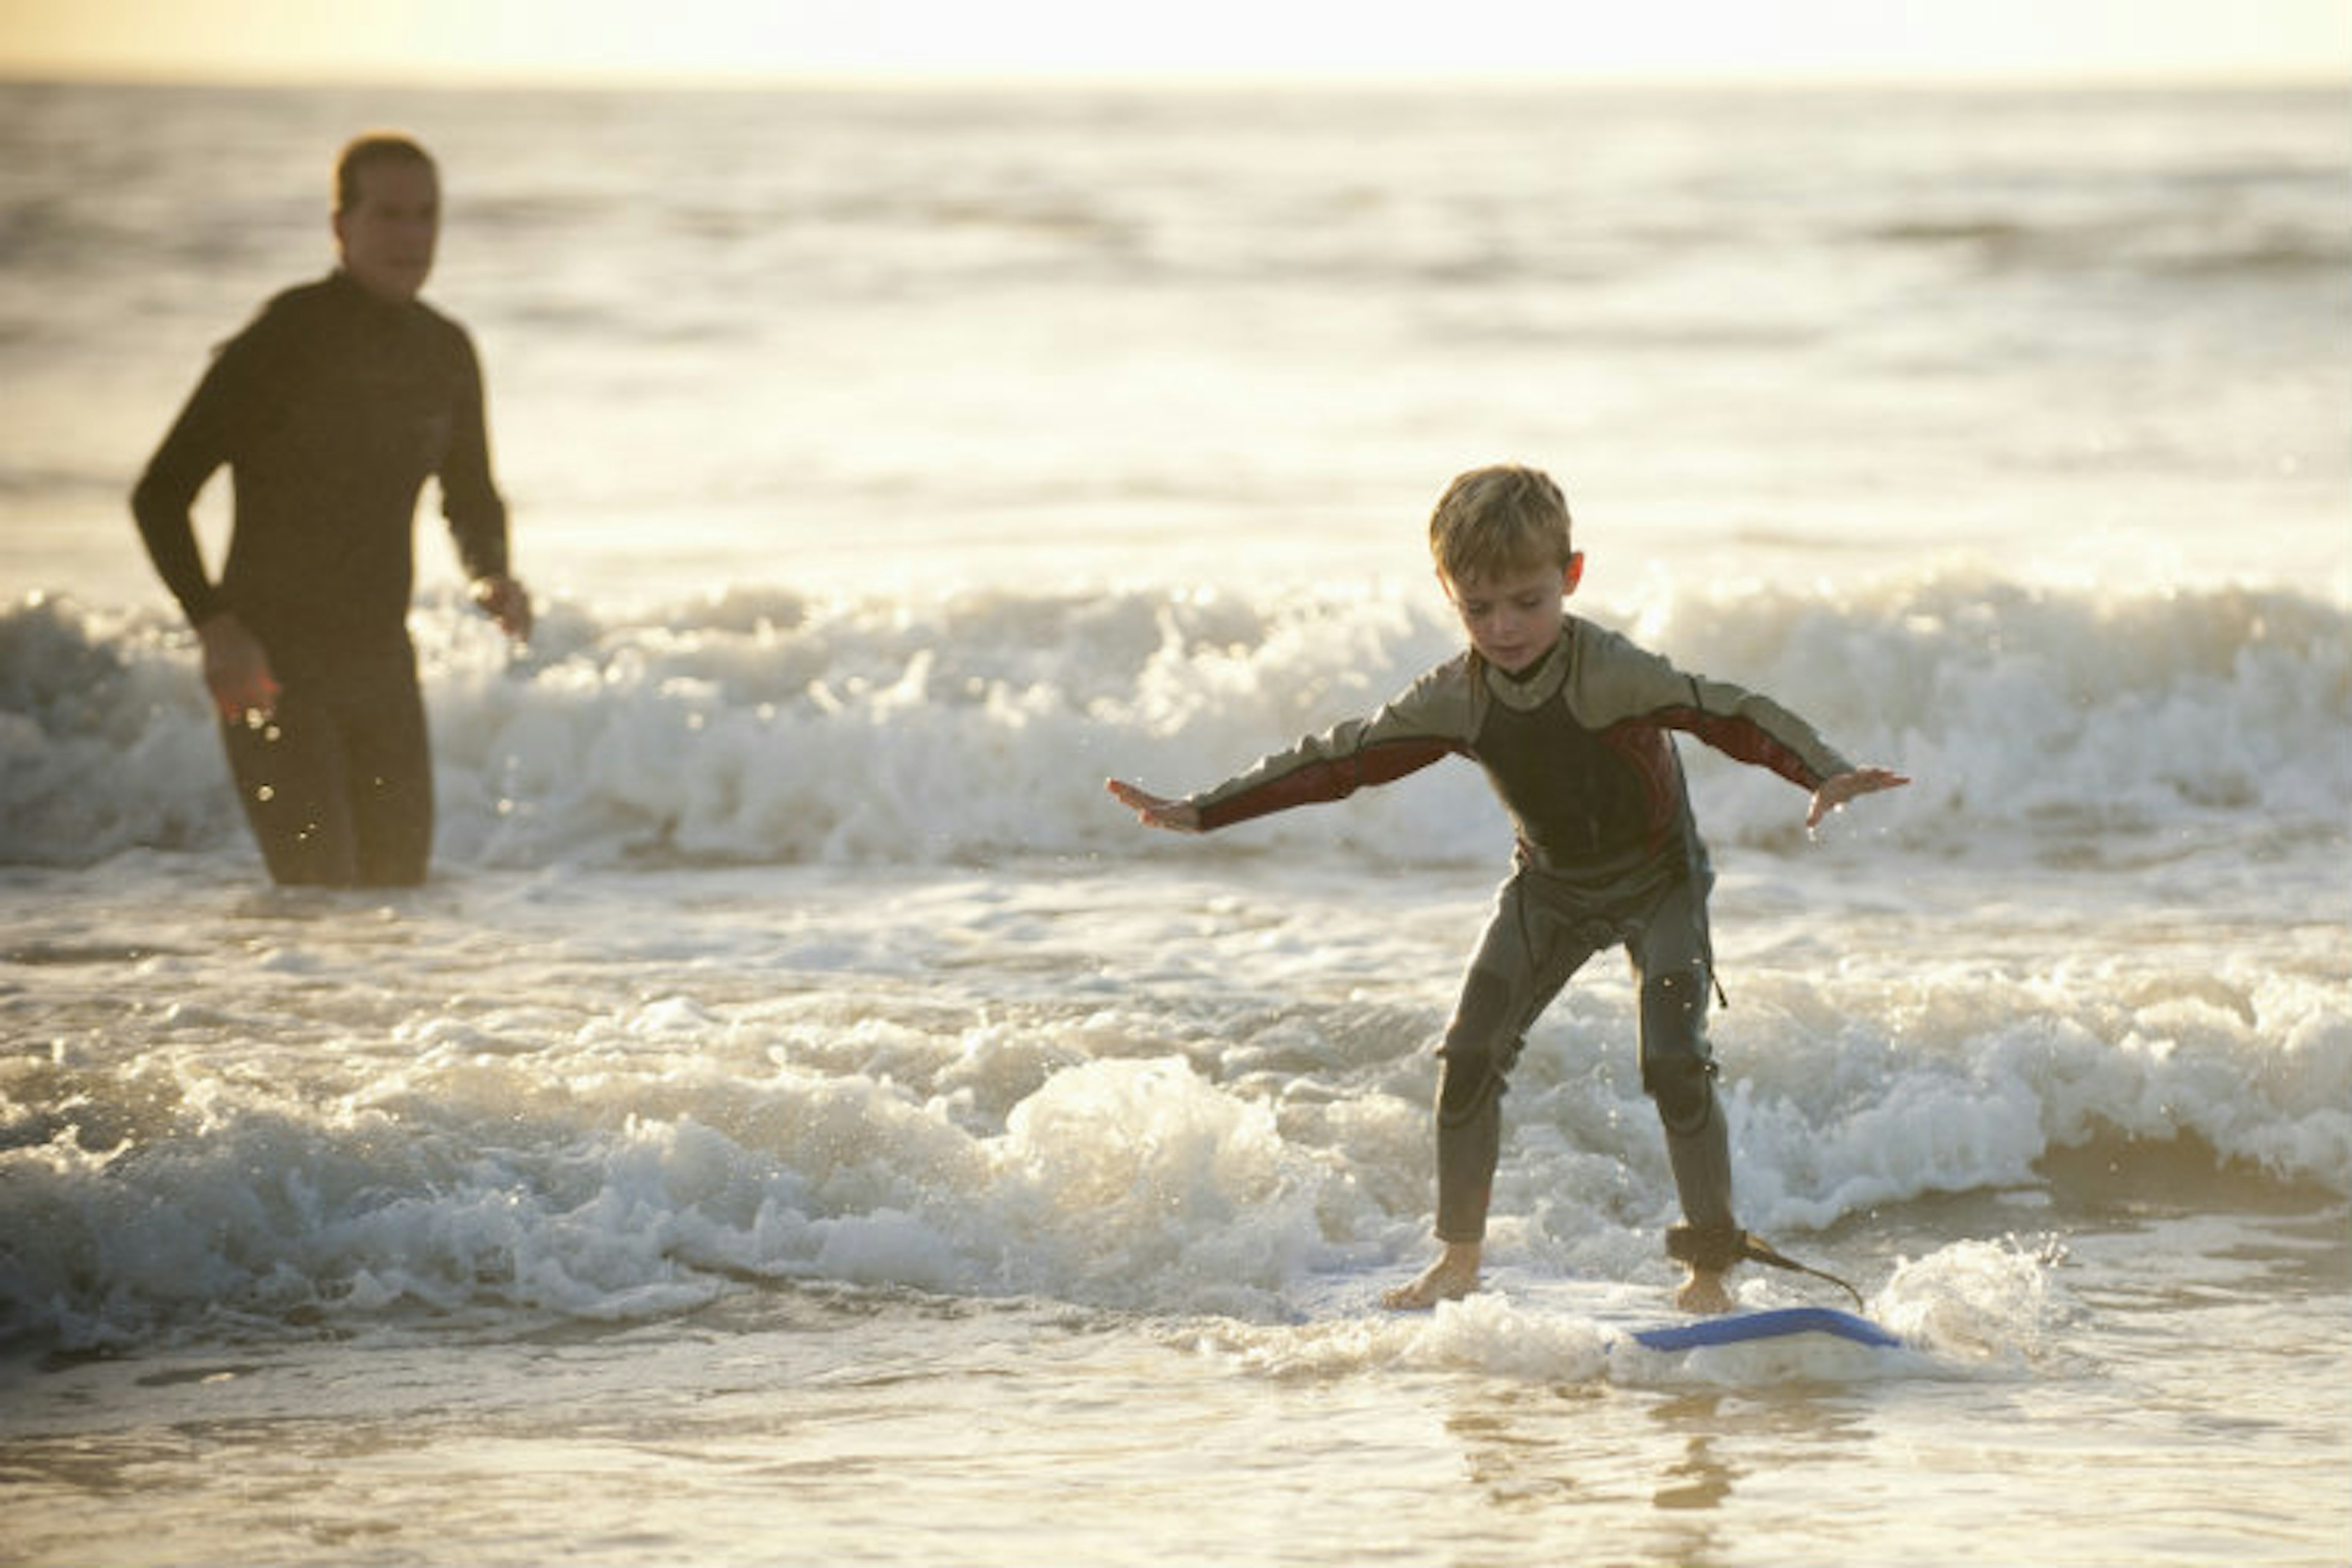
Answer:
xmin=1739 ymin=1234 xmax=1866 ymax=1312
xmin=1668 ymin=1223 xmax=1870 ymax=1311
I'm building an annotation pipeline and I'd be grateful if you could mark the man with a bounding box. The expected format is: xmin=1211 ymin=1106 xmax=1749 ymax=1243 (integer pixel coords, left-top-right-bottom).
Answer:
xmin=132 ymin=132 xmax=530 ymax=887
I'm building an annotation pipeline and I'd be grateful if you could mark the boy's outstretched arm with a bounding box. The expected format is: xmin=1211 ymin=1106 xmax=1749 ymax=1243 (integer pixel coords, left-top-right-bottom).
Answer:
xmin=1806 ymin=766 xmax=1910 ymax=830
xmin=1107 ymin=778 xmax=1204 ymax=833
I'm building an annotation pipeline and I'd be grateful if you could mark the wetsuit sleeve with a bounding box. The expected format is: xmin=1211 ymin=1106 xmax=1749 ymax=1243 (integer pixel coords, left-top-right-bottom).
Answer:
xmin=1574 ymin=625 xmax=1856 ymax=790
xmin=1185 ymin=656 xmax=1476 ymax=831
xmin=437 ymin=326 xmax=510 ymax=582
xmin=130 ymin=333 xmax=259 ymax=627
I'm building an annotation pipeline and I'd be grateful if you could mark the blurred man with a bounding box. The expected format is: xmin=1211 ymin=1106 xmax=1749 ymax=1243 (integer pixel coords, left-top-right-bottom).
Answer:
xmin=133 ymin=132 xmax=530 ymax=886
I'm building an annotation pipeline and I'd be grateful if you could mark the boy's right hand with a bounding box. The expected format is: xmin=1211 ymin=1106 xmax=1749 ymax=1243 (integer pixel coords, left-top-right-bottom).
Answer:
xmin=1106 ymin=778 xmax=1203 ymax=833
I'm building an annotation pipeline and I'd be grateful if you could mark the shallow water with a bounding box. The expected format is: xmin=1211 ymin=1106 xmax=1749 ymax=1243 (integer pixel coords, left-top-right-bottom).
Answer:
xmin=11 ymin=1244 xmax=2342 ymax=1568
xmin=4 ymin=855 xmax=2347 ymax=1566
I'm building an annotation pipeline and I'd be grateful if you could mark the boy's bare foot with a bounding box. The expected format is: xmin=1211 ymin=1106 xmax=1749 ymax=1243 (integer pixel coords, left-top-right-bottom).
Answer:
xmin=1675 ymin=1267 xmax=1733 ymax=1314
xmin=1380 ymin=1242 xmax=1481 ymax=1311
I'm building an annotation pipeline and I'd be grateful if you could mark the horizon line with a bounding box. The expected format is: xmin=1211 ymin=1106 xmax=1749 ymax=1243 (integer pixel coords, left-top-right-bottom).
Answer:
xmin=5 ymin=61 xmax=2345 ymax=94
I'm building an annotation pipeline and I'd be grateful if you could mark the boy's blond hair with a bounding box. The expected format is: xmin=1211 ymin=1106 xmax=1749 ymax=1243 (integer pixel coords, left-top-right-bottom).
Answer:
xmin=1428 ymin=464 xmax=1574 ymax=586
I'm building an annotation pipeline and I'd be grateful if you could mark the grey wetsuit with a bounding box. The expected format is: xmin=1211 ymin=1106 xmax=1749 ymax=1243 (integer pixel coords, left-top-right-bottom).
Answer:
xmin=1181 ymin=617 xmax=1855 ymax=1248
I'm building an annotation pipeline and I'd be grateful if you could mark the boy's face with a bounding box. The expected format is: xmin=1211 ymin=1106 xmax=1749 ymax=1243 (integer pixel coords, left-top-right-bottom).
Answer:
xmin=1441 ymin=555 xmax=1583 ymax=674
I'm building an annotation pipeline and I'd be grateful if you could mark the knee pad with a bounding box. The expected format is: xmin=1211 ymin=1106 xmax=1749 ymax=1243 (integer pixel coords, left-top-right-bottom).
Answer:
xmin=1641 ymin=967 xmax=1716 ymax=1132
xmin=1438 ymin=968 xmax=1519 ymax=1128
xmin=1647 ymin=1054 xmax=1718 ymax=1135
xmin=1641 ymin=965 xmax=1708 ymax=1038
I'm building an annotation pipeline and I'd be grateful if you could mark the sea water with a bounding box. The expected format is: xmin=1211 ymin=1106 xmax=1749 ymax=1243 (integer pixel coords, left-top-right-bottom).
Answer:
xmin=1 ymin=79 xmax=2347 ymax=1567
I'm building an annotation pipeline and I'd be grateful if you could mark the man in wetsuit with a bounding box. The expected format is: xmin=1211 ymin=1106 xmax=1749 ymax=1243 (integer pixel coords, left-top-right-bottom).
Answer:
xmin=1108 ymin=465 xmax=1907 ymax=1313
xmin=132 ymin=133 xmax=530 ymax=888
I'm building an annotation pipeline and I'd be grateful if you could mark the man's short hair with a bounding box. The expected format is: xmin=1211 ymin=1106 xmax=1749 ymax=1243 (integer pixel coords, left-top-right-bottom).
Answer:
xmin=334 ymin=132 xmax=435 ymax=214
xmin=1428 ymin=464 xmax=1575 ymax=585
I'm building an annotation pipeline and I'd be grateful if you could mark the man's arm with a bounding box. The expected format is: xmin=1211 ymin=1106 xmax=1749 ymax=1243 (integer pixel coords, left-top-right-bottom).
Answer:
xmin=130 ymin=347 xmax=239 ymax=629
xmin=435 ymin=325 xmax=529 ymax=639
xmin=131 ymin=333 xmax=285 ymax=718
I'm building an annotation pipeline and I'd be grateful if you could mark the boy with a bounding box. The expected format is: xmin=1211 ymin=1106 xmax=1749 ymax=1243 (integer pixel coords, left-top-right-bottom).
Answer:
xmin=1107 ymin=465 xmax=1906 ymax=1312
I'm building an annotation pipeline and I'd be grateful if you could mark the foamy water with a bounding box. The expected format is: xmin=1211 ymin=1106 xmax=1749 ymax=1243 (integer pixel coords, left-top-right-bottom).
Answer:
xmin=3 ymin=78 xmax=2348 ymax=1567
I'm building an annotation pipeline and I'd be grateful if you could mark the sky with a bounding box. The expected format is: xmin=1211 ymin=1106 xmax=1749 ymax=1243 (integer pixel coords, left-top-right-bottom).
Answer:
xmin=2 ymin=0 xmax=2347 ymax=86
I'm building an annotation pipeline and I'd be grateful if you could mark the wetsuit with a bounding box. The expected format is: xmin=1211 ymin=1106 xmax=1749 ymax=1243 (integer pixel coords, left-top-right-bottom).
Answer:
xmin=132 ymin=270 xmax=510 ymax=886
xmin=1180 ymin=616 xmax=1854 ymax=1251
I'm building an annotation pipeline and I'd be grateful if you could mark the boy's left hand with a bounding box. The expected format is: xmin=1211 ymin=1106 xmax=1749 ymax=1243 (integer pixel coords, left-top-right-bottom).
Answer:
xmin=1806 ymin=766 xmax=1910 ymax=829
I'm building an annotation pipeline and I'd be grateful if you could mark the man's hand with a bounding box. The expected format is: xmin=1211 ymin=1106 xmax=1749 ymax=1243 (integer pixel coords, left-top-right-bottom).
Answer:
xmin=472 ymin=573 xmax=533 ymax=642
xmin=197 ymin=611 xmax=281 ymax=722
xmin=1106 ymin=778 xmax=1203 ymax=832
xmin=1806 ymin=766 xmax=1911 ymax=830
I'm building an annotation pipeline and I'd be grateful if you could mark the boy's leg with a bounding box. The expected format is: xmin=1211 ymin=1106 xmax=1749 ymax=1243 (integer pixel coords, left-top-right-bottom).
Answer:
xmin=1629 ymin=873 xmax=1736 ymax=1311
xmin=1385 ymin=870 xmax=1596 ymax=1308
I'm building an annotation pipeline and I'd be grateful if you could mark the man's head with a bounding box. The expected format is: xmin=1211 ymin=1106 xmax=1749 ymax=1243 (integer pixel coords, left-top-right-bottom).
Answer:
xmin=333 ymin=133 xmax=439 ymax=303
xmin=1428 ymin=465 xmax=1586 ymax=673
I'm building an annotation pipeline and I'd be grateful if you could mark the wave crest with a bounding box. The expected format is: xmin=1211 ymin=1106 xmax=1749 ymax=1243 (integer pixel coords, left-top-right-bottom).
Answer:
xmin=5 ymin=569 xmax=2345 ymax=870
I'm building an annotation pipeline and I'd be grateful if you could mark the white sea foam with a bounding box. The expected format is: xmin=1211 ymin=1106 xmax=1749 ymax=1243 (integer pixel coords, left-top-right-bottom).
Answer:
xmin=3 ymin=841 xmax=2342 ymax=1354
xmin=6 ymin=565 xmax=2345 ymax=877
xmin=8 ymin=558 xmax=2344 ymax=1356
xmin=9 ymin=533 xmax=2346 ymax=1357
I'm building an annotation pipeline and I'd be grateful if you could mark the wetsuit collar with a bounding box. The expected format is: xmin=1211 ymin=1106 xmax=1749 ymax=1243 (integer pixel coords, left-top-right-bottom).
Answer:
xmin=326 ymin=266 xmax=422 ymax=318
xmin=1480 ymin=617 xmax=1575 ymax=712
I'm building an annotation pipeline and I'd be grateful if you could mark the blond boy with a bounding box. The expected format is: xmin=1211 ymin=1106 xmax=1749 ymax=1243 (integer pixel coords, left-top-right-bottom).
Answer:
xmin=1109 ymin=465 xmax=1906 ymax=1311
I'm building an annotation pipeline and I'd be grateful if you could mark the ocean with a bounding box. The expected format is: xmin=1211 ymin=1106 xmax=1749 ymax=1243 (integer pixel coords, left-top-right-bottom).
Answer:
xmin=1 ymin=77 xmax=2347 ymax=1566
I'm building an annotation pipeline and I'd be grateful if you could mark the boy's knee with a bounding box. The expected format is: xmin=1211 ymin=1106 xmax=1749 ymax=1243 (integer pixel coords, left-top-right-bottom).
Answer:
xmin=1438 ymin=968 xmax=1520 ymax=1126
xmin=1639 ymin=965 xmax=1716 ymax=1128
xmin=1641 ymin=965 xmax=1708 ymax=1033
xmin=1645 ymin=1052 xmax=1719 ymax=1136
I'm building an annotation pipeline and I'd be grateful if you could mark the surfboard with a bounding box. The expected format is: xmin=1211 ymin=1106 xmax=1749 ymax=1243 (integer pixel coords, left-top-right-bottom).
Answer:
xmin=1629 ymin=1306 xmax=1901 ymax=1352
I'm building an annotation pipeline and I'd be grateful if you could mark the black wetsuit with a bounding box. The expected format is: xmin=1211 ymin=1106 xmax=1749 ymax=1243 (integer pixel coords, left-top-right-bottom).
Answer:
xmin=132 ymin=270 xmax=510 ymax=886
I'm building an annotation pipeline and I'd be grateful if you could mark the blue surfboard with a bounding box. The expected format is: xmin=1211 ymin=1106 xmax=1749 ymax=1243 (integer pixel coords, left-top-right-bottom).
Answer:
xmin=1630 ymin=1306 xmax=1901 ymax=1352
